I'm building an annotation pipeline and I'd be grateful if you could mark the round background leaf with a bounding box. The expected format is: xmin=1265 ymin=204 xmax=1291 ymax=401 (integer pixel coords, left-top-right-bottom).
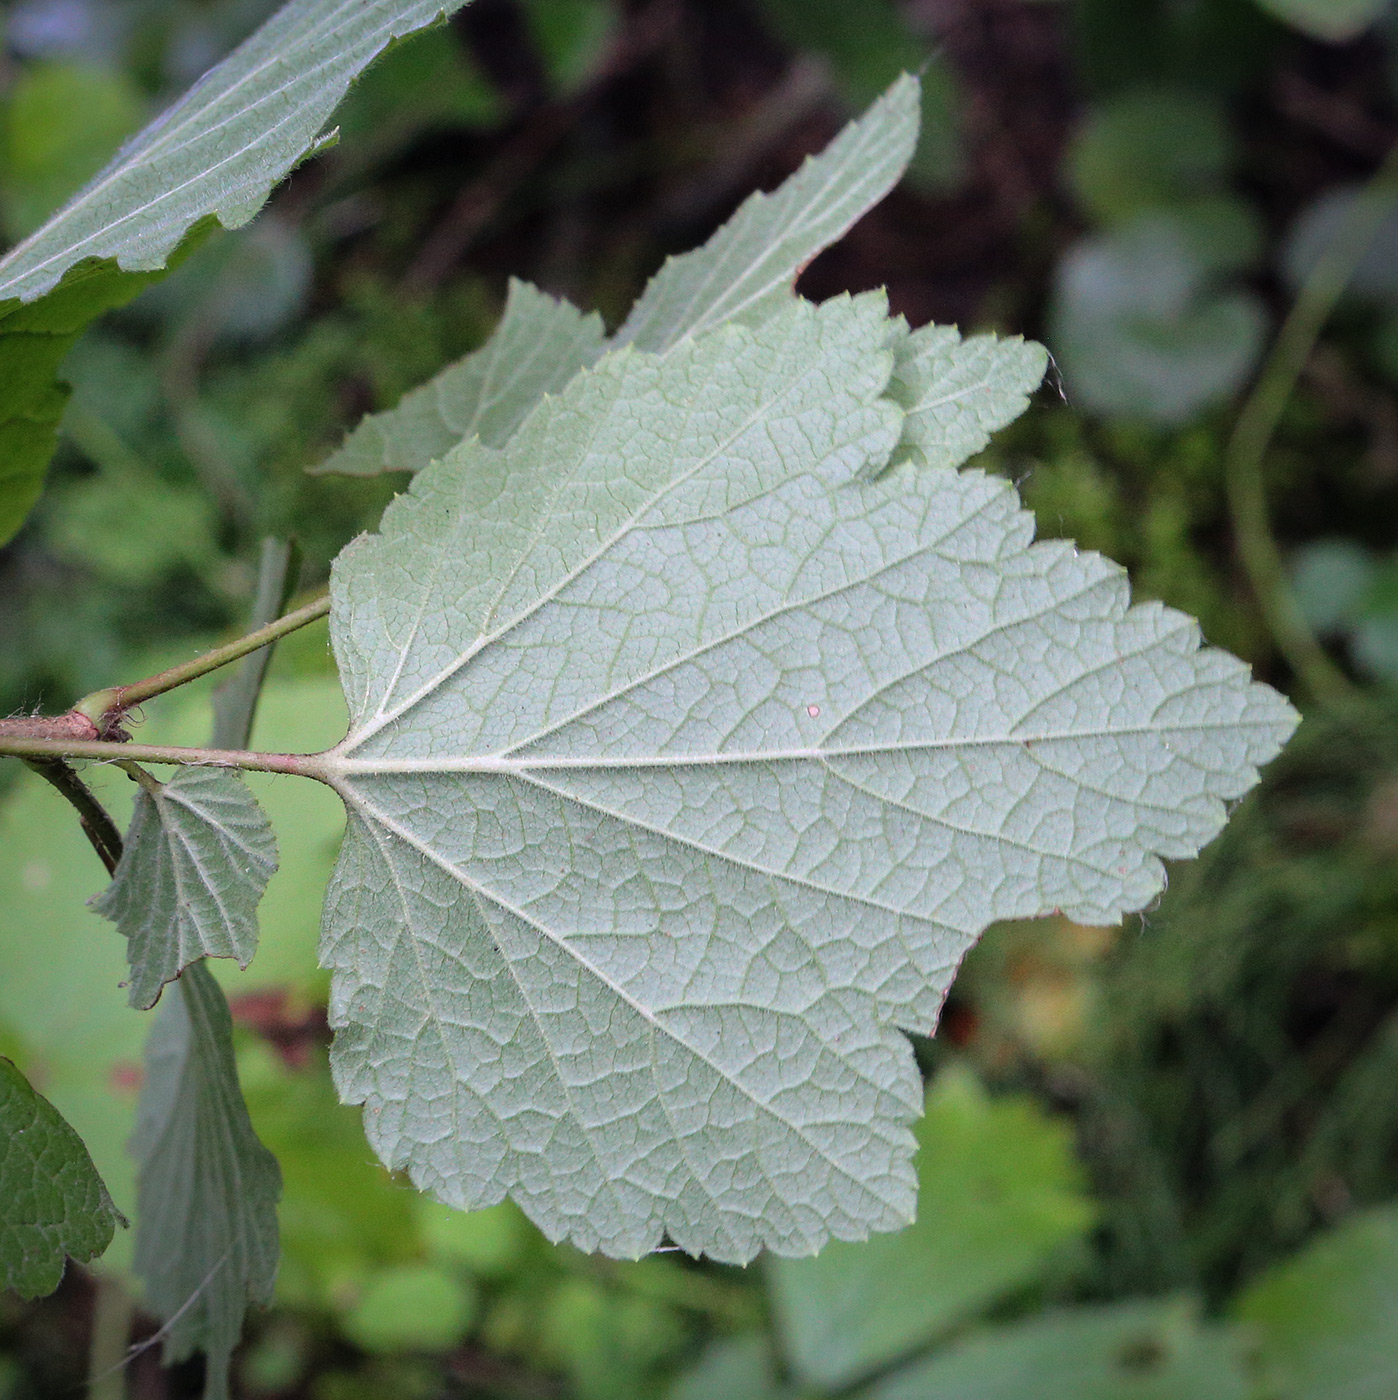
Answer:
xmin=1282 ymin=185 xmax=1398 ymax=309
xmin=1051 ymin=218 xmax=1267 ymax=423
xmin=342 ymin=1264 xmax=478 ymax=1354
xmin=1065 ymin=88 xmax=1233 ymax=226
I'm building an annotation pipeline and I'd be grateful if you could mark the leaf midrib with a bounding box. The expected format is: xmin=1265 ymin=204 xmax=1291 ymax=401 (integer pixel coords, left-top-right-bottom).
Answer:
xmin=327 ymin=715 xmax=1285 ymax=775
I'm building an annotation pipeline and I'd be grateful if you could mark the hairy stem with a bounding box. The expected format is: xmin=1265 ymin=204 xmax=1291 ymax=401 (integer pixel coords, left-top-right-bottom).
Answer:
xmin=73 ymin=590 xmax=329 ymax=734
xmin=0 ymin=738 xmax=320 ymax=778
xmin=1226 ymin=142 xmax=1398 ymax=705
xmin=22 ymin=758 xmax=126 ymax=874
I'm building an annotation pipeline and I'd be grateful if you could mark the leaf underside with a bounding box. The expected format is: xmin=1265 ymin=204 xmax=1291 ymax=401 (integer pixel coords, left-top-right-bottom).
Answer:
xmin=312 ymin=72 xmax=922 ymax=478
xmin=0 ymin=1057 xmax=121 ymax=1299
xmin=91 ymin=768 xmax=278 ymax=1011
xmin=0 ymin=0 xmax=476 ymax=545
xmin=320 ymin=292 xmax=1296 ymax=1263
xmin=132 ymin=962 xmax=281 ymax=1400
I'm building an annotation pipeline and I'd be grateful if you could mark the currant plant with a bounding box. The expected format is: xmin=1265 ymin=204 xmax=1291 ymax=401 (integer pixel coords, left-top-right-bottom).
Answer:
xmin=0 ymin=2 xmax=1299 ymax=1395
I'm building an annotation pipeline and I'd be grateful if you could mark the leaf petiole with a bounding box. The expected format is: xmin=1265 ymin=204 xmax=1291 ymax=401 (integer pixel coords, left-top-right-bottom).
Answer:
xmin=0 ymin=737 xmax=321 ymax=779
xmin=73 ymin=591 xmax=330 ymax=735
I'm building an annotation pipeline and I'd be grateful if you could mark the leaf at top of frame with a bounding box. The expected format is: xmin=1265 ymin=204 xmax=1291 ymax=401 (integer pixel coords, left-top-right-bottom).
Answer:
xmin=0 ymin=0 xmax=479 ymax=546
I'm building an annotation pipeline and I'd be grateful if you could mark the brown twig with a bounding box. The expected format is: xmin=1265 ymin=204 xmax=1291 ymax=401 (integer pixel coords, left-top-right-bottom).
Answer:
xmin=22 ymin=758 xmax=124 ymax=875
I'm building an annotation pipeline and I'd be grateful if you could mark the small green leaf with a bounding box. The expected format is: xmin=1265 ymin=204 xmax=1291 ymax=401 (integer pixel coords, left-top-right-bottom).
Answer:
xmin=0 ymin=0 xmax=478 ymax=546
xmin=417 ymin=1197 xmax=532 ymax=1277
xmin=90 ymin=769 xmax=277 ymax=1011
xmin=0 ymin=258 xmax=173 ymax=546
xmin=1282 ymin=185 xmax=1398 ymax=310
xmin=615 ymin=73 xmax=922 ymax=353
xmin=1234 ymin=1202 xmax=1398 ymax=1400
xmin=522 ymin=0 xmax=620 ymax=96
xmin=1065 ymin=89 xmax=1233 ymax=228
xmin=768 ymin=1067 xmax=1094 ymax=1389
xmin=314 ymin=279 xmax=605 ymax=476
xmin=335 ymin=23 xmax=501 ymax=153
xmin=1290 ymin=539 xmax=1375 ymax=636
xmin=322 ymin=291 xmax=1295 ymax=1262
xmin=132 ymin=962 xmax=281 ymax=1400
xmin=0 ymin=1057 xmax=122 ymax=1298
xmin=887 ymin=323 xmax=1047 ymax=473
xmin=855 ymin=1298 xmax=1251 ymax=1400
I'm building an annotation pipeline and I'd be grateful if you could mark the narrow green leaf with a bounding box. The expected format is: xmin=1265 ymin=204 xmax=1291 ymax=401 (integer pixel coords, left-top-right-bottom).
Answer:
xmin=0 ymin=0 xmax=476 ymax=545
xmin=315 ymin=75 xmax=919 ymax=479
xmin=886 ymin=323 xmax=1048 ymax=474
xmin=768 ymin=1067 xmax=1094 ymax=1389
xmin=90 ymin=769 xmax=277 ymax=1011
xmin=1233 ymin=1202 xmax=1398 ymax=1400
xmin=855 ymin=1299 xmax=1251 ymax=1400
xmin=321 ymin=292 xmax=1295 ymax=1262
xmin=131 ymin=962 xmax=281 ymax=1400
xmin=614 ymin=73 xmax=922 ymax=353
xmin=211 ymin=537 xmax=301 ymax=751
xmin=0 ymin=1056 xmax=122 ymax=1299
xmin=754 ymin=0 xmax=964 ymax=191
xmin=314 ymin=279 xmax=605 ymax=476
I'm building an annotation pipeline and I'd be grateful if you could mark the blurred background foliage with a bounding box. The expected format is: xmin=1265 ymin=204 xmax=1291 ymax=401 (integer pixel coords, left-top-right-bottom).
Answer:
xmin=6 ymin=0 xmax=1398 ymax=1395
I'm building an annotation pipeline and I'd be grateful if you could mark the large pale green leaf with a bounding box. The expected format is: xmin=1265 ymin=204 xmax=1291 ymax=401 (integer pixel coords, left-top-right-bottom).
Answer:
xmin=1233 ymin=1202 xmax=1398 ymax=1400
xmin=615 ymin=74 xmax=921 ymax=353
xmin=0 ymin=0 xmax=475 ymax=546
xmin=768 ymin=1067 xmax=1094 ymax=1389
xmin=90 ymin=769 xmax=277 ymax=1011
xmin=0 ymin=1057 xmax=121 ymax=1298
xmin=314 ymin=75 xmax=921 ymax=479
xmin=132 ymin=961 xmax=281 ymax=1400
xmin=319 ymin=291 xmax=1295 ymax=1263
xmin=314 ymin=279 xmax=606 ymax=476
xmin=855 ymin=1299 xmax=1252 ymax=1400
